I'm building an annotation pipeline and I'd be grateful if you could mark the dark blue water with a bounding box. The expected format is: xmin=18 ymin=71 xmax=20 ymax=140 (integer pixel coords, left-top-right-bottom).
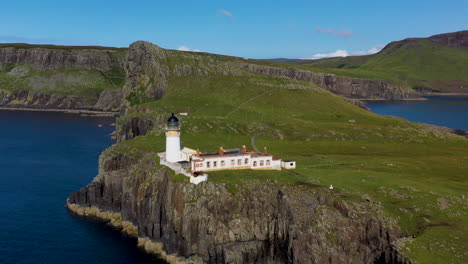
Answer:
xmin=0 ymin=111 xmax=163 ymax=264
xmin=367 ymin=96 xmax=468 ymax=131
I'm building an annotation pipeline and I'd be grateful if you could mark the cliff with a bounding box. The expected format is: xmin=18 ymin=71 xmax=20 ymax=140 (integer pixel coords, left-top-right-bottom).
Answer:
xmin=241 ymin=64 xmax=409 ymax=100
xmin=120 ymin=42 xmax=410 ymax=104
xmin=67 ymin=147 xmax=409 ymax=264
xmin=0 ymin=41 xmax=414 ymax=114
xmin=0 ymin=44 xmax=125 ymax=71
xmin=0 ymin=44 xmax=126 ymax=111
xmin=281 ymin=30 xmax=468 ymax=94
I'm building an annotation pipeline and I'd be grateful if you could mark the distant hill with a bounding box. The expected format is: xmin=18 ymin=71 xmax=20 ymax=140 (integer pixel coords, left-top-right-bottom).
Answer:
xmin=268 ymin=30 xmax=468 ymax=93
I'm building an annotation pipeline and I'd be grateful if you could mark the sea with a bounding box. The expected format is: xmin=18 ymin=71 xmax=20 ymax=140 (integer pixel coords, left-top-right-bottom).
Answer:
xmin=0 ymin=111 xmax=163 ymax=264
xmin=367 ymin=96 xmax=468 ymax=131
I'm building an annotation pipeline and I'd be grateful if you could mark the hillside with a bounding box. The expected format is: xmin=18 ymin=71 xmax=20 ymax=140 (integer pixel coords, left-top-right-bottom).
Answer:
xmin=0 ymin=44 xmax=126 ymax=111
xmin=280 ymin=31 xmax=468 ymax=93
xmin=66 ymin=41 xmax=468 ymax=264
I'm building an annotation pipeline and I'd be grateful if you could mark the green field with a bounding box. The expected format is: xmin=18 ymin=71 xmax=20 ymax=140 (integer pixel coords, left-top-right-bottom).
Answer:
xmin=286 ymin=34 xmax=468 ymax=92
xmin=117 ymin=72 xmax=468 ymax=263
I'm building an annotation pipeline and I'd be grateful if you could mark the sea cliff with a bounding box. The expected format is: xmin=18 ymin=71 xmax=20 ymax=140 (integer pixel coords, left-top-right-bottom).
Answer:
xmin=67 ymin=145 xmax=409 ymax=264
xmin=0 ymin=44 xmax=126 ymax=111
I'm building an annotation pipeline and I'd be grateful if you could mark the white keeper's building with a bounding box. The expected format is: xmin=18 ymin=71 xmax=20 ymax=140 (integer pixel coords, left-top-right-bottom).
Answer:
xmin=158 ymin=113 xmax=296 ymax=184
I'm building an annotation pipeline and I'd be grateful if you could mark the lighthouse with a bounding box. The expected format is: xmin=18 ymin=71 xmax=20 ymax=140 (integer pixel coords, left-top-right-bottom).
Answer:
xmin=166 ymin=113 xmax=181 ymax=162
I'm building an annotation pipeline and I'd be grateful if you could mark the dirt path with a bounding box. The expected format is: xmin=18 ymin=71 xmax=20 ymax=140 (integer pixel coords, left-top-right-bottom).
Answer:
xmin=224 ymin=89 xmax=277 ymax=118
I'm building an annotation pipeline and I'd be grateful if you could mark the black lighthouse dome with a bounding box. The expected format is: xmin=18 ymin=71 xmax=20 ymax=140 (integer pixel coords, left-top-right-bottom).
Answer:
xmin=167 ymin=113 xmax=180 ymax=130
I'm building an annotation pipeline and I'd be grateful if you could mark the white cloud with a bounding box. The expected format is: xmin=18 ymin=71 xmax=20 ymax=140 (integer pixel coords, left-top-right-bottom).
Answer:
xmin=176 ymin=45 xmax=201 ymax=52
xmin=300 ymin=45 xmax=384 ymax=60
xmin=218 ymin=9 xmax=233 ymax=18
xmin=177 ymin=45 xmax=190 ymax=51
xmin=316 ymin=27 xmax=353 ymax=38
xmin=301 ymin=50 xmax=349 ymax=60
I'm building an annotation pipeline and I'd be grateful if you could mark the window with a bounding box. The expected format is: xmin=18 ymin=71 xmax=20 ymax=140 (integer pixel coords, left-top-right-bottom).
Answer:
xmin=231 ymin=160 xmax=235 ymax=166
xmin=290 ymin=163 xmax=294 ymax=166
xmin=266 ymin=160 xmax=270 ymax=166
xmin=253 ymin=161 xmax=257 ymax=167
xmin=237 ymin=159 xmax=242 ymax=165
xmin=221 ymin=160 xmax=225 ymax=167
xmin=213 ymin=161 xmax=217 ymax=167
xmin=206 ymin=161 xmax=210 ymax=168
xmin=260 ymin=160 xmax=264 ymax=166
xmin=244 ymin=158 xmax=249 ymax=164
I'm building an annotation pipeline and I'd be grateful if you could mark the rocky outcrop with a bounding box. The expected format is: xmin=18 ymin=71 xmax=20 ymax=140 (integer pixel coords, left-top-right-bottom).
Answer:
xmin=123 ymin=41 xmax=169 ymax=105
xmin=0 ymin=45 xmax=125 ymax=71
xmin=67 ymin=147 xmax=410 ymax=264
xmin=0 ymin=89 xmax=96 ymax=109
xmin=0 ymin=88 xmax=123 ymax=111
xmin=115 ymin=114 xmax=165 ymax=141
xmin=94 ymin=88 xmax=124 ymax=111
xmin=428 ymin=30 xmax=468 ymax=50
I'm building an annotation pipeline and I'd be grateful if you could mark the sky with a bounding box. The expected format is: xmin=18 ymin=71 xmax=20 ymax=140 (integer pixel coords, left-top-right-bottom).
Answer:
xmin=1 ymin=0 xmax=467 ymax=59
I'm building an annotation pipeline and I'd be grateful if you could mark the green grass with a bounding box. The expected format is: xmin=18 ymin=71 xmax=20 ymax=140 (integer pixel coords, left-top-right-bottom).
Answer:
xmin=117 ymin=72 xmax=468 ymax=263
xmin=294 ymin=38 xmax=468 ymax=92
xmin=0 ymin=65 xmax=125 ymax=99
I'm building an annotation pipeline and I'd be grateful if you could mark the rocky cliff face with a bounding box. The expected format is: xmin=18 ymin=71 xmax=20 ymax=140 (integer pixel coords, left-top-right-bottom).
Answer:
xmin=0 ymin=88 xmax=123 ymax=111
xmin=0 ymin=46 xmax=125 ymax=71
xmin=67 ymin=146 xmax=409 ymax=264
xmin=120 ymin=42 xmax=410 ymax=105
xmin=0 ymin=89 xmax=95 ymax=109
xmin=240 ymin=64 xmax=410 ymax=100
xmin=0 ymin=45 xmax=126 ymax=111
xmin=123 ymin=41 xmax=169 ymax=105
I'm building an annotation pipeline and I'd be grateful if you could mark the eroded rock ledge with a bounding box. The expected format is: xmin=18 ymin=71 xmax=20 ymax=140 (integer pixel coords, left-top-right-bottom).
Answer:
xmin=67 ymin=147 xmax=411 ymax=264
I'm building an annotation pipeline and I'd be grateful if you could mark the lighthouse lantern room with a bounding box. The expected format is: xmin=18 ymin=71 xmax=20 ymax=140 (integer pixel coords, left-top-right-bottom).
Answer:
xmin=165 ymin=113 xmax=182 ymax=162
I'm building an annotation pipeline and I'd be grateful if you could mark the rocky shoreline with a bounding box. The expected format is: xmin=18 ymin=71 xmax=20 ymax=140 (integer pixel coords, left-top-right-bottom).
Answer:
xmin=66 ymin=203 xmax=188 ymax=264
xmin=65 ymin=142 xmax=411 ymax=264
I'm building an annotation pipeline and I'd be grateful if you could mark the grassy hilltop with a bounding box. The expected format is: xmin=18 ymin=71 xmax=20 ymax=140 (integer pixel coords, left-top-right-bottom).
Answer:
xmin=114 ymin=44 xmax=468 ymax=263
xmin=273 ymin=30 xmax=468 ymax=93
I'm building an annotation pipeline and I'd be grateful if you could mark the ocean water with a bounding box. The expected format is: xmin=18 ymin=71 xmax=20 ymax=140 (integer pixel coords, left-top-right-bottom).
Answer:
xmin=0 ymin=111 xmax=163 ymax=264
xmin=367 ymin=96 xmax=468 ymax=131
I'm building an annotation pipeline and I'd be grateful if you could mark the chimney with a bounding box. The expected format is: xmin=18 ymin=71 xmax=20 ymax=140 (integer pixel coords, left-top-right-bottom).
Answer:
xmin=242 ymin=145 xmax=247 ymax=154
xmin=263 ymin=147 xmax=267 ymax=155
xmin=219 ymin=147 xmax=224 ymax=156
xmin=197 ymin=149 xmax=201 ymax=156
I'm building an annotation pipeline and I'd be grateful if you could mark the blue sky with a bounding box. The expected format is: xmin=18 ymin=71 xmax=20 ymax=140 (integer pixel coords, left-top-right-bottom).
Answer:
xmin=1 ymin=0 xmax=466 ymax=59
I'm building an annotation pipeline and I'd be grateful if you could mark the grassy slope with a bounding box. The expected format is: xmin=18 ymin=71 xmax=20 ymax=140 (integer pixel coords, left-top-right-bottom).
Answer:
xmin=293 ymin=38 xmax=468 ymax=91
xmin=0 ymin=64 xmax=125 ymax=99
xmin=0 ymin=44 xmax=126 ymax=99
xmin=118 ymin=69 xmax=467 ymax=263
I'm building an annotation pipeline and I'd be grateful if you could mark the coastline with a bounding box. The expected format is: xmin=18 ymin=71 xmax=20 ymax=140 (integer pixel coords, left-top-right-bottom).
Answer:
xmin=0 ymin=106 xmax=119 ymax=117
xmin=360 ymin=93 xmax=468 ymax=102
xmin=66 ymin=203 xmax=189 ymax=264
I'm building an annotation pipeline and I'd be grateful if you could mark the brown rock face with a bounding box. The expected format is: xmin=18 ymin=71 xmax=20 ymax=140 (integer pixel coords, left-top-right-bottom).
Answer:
xmin=428 ymin=30 xmax=468 ymax=50
xmin=0 ymin=90 xmax=96 ymax=109
xmin=68 ymin=148 xmax=410 ymax=264
xmin=123 ymin=41 xmax=169 ymax=104
xmin=0 ymin=46 xmax=125 ymax=71
xmin=241 ymin=64 xmax=410 ymax=100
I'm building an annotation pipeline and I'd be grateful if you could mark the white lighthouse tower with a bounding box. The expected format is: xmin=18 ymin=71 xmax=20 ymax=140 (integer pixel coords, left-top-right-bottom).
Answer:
xmin=165 ymin=113 xmax=181 ymax=163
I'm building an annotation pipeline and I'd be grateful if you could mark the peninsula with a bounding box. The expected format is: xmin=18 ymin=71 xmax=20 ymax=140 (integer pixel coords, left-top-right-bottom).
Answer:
xmin=1 ymin=31 xmax=467 ymax=264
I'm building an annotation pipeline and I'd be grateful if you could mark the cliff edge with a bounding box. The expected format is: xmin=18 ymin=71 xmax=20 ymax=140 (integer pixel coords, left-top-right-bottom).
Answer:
xmin=67 ymin=148 xmax=408 ymax=264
